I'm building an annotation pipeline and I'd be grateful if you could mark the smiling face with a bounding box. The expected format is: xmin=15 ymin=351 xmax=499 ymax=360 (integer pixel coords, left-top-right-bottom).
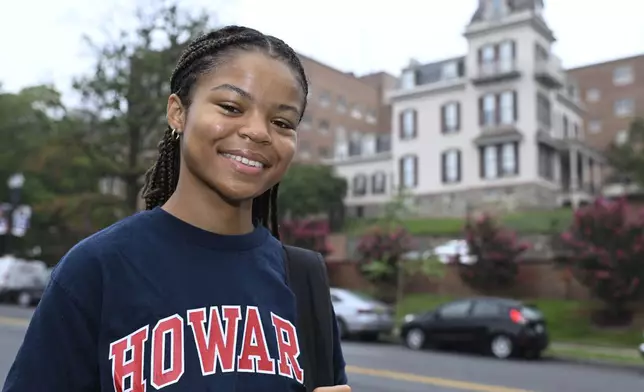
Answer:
xmin=168 ymin=50 xmax=304 ymax=203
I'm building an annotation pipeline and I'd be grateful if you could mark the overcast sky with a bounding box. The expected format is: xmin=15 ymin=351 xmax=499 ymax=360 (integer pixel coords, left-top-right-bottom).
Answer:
xmin=1 ymin=0 xmax=642 ymax=102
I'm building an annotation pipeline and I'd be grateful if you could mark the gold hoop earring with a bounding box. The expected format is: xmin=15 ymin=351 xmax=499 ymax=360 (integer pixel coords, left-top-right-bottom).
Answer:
xmin=171 ymin=128 xmax=181 ymax=140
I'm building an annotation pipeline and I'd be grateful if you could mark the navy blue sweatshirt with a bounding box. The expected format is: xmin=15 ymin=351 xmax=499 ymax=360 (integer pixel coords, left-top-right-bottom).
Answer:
xmin=2 ymin=207 xmax=347 ymax=391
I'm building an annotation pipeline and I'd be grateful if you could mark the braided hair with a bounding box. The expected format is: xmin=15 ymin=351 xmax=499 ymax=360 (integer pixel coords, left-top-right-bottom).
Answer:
xmin=142 ymin=26 xmax=308 ymax=239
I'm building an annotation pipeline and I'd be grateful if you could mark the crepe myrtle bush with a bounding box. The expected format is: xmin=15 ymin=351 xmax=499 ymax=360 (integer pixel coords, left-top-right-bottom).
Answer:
xmin=356 ymin=225 xmax=414 ymax=285
xmin=559 ymin=198 xmax=644 ymax=308
xmin=453 ymin=214 xmax=530 ymax=293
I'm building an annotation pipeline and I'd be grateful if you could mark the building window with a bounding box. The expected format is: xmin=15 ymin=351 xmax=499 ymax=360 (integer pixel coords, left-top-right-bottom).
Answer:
xmin=585 ymin=88 xmax=600 ymax=102
xmin=500 ymin=91 xmax=516 ymax=124
xmin=361 ymin=133 xmax=376 ymax=156
xmin=336 ymin=97 xmax=347 ymax=113
xmin=442 ymin=61 xmax=458 ymax=79
xmin=399 ymin=155 xmax=418 ymax=189
xmin=479 ymin=45 xmax=496 ymax=75
xmin=399 ymin=109 xmax=417 ymax=140
xmin=615 ymin=130 xmax=628 ymax=145
xmin=372 ymin=172 xmax=387 ymax=194
xmin=536 ymin=93 xmax=551 ymax=128
xmin=441 ymin=149 xmax=461 ymax=184
xmin=613 ymin=65 xmax=634 ymax=86
xmin=538 ymin=143 xmax=555 ymax=180
xmin=614 ymin=99 xmax=634 ymax=117
xmin=480 ymin=143 xmax=519 ymax=179
xmin=365 ymin=110 xmax=377 ymax=124
xmin=562 ymin=115 xmax=569 ymax=138
xmin=588 ymin=120 xmax=601 ymax=134
xmin=498 ymin=41 xmax=515 ymax=72
xmin=401 ymin=69 xmax=416 ymax=89
xmin=376 ymin=134 xmax=391 ymax=153
xmin=352 ymin=175 xmax=367 ymax=196
xmin=319 ymin=91 xmax=331 ymax=107
xmin=300 ymin=115 xmax=312 ymax=130
xmin=573 ymin=123 xmax=580 ymax=138
xmin=319 ymin=120 xmax=330 ymax=134
xmin=441 ymin=102 xmax=460 ymax=133
xmin=348 ymin=132 xmax=362 ymax=156
xmin=480 ymin=91 xmax=517 ymax=126
xmin=482 ymin=94 xmax=496 ymax=126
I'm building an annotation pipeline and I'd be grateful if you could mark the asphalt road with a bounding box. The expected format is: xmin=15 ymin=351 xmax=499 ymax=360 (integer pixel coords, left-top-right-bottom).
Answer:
xmin=0 ymin=304 xmax=642 ymax=391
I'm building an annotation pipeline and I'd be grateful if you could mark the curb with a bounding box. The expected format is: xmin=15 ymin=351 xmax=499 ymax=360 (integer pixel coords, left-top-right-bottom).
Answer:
xmin=543 ymin=354 xmax=643 ymax=373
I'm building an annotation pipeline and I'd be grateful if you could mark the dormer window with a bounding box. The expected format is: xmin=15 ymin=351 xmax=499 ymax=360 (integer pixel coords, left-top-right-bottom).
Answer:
xmin=401 ymin=69 xmax=416 ymax=89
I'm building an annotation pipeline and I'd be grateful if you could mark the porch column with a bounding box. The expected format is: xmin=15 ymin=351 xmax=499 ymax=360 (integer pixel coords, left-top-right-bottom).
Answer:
xmin=553 ymin=151 xmax=562 ymax=184
xmin=569 ymin=147 xmax=579 ymax=191
xmin=582 ymin=155 xmax=591 ymax=191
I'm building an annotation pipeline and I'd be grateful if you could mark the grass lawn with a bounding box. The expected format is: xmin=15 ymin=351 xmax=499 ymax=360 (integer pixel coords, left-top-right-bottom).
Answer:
xmin=344 ymin=209 xmax=573 ymax=236
xmin=396 ymin=294 xmax=642 ymax=348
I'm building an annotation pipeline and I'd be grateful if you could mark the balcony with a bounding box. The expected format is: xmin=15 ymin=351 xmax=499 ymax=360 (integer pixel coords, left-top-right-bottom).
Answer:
xmin=471 ymin=61 xmax=521 ymax=85
xmin=534 ymin=57 xmax=564 ymax=89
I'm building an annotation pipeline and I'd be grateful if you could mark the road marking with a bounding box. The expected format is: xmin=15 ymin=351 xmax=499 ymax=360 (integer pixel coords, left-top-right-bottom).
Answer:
xmin=347 ymin=365 xmax=535 ymax=392
xmin=0 ymin=316 xmax=29 ymax=327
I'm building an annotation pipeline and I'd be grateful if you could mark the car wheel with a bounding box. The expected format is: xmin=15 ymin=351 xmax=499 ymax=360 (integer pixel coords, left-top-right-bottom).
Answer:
xmin=405 ymin=328 xmax=426 ymax=350
xmin=17 ymin=292 xmax=32 ymax=308
xmin=490 ymin=334 xmax=513 ymax=359
xmin=337 ymin=318 xmax=349 ymax=340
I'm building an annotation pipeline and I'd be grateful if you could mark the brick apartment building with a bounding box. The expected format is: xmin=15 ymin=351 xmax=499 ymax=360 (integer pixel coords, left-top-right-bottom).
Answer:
xmin=567 ymin=54 xmax=644 ymax=151
xmin=294 ymin=56 xmax=393 ymax=163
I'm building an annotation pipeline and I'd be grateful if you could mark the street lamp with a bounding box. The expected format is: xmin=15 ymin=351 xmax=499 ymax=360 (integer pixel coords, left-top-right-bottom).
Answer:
xmin=0 ymin=173 xmax=25 ymax=256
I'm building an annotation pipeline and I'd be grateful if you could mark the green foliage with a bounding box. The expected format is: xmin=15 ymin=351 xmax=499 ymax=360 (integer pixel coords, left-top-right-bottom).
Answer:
xmin=606 ymin=117 xmax=644 ymax=185
xmin=72 ymin=4 xmax=211 ymax=212
xmin=278 ymin=164 xmax=347 ymax=219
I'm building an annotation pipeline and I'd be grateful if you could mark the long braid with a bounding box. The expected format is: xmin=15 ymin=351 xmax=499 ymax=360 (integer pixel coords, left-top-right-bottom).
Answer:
xmin=142 ymin=25 xmax=308 ymax=239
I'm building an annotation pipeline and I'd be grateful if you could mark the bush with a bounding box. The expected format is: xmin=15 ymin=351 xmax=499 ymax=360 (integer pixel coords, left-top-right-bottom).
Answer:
xmin=356 ymin=225 xmax=414 ymax=285
xmin=455 ymin=214 xmax=529 ymax=293
xmin=559 ymin=198 xmax=644 ymax=316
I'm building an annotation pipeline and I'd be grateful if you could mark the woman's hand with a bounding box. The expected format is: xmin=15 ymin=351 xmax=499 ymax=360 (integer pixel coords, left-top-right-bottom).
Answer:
xmin=312 ymin=386 xmax=351 ymax=392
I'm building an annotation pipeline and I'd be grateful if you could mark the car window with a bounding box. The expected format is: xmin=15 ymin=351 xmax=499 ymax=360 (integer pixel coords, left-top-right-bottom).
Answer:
xmin=521 ymin=306 xmax=543 ymax=321
xmin=330 ymin=294 xmax=342 ymax=303
xmin=471 ymin=301 xmax=502 ymax=317
xmin=438 ymin=301 xmax=471 ymax=318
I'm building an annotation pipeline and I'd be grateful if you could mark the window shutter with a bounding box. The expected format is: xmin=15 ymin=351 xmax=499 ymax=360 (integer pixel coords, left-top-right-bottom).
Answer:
xmin=514 ymin=142 xmax=520 ymax=175
xmin=441 ymin=105 xmax=446 ymax=133
xmin=412 ymin=110 xmax=418 ymax=138
xmin=495 ymin=94 xmax=501 ymax=125
xmin=457 ymin=150 xmax=462 ymax=182
xmin=398 ymin=112 xmax=404 ymax=139
xmin=511 ymin=41 xmax=517 ymax=59
xmin=479 ymin=146 xmax=485 ymax=178
xmin=413 ymin=156 xmax=419 ymax=187
xmin=477 ymin=48 xmax=483 ymax=64
xmin=456 ymin=103 xmax=461 ymax=131
xmin=496 ymin=144 xmax=503 ymax=176
xmin=513 ymin=91 xmax=518 ymax=121
xmin=478 ymin=97 xmax=484 ymax=125
xmin=398 ymin=158 xmax=404 ymax=189
xmin=441 ymin=152 xmax=447 ymax=183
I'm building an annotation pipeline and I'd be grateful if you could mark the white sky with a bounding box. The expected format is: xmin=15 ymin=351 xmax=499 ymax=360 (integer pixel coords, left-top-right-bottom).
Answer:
xmin=0 ymin=0 xmax=642 ymax=103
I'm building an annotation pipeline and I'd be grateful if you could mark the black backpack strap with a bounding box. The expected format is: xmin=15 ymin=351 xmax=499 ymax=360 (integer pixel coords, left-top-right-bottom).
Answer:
xmin=283 ymin=245 xmax=335 ymax=392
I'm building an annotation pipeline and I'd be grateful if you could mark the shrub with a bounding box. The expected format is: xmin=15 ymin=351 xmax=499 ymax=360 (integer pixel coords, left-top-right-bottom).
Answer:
xmin=356 ymin=225 xmax=414 ymax=285
xmin=559 ymin=198 xmax=644 ymax=313
xmin=455 ymin=214 xmax=529 ymax=292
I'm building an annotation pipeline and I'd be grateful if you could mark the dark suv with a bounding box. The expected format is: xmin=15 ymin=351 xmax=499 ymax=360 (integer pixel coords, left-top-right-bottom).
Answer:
xmin=400 ymin=297 xmax=548 ymax=359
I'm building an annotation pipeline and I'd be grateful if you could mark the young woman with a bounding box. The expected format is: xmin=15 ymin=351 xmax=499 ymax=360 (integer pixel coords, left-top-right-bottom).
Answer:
xmin=2 ymin=26 xmax=349 ymax=392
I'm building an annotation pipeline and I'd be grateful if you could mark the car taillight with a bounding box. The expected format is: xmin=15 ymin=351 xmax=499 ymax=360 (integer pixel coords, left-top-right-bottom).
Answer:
xmin=509 ymin=308 xmax=526 ymax=324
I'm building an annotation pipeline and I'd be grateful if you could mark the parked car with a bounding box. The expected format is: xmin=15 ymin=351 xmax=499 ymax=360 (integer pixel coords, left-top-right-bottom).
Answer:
xmin=330 ymin=288 xmax=394 ymax=341
xmin=639 ymin=334 xmax=644 ymax=358
xmin=0 ymin=256 xmax=49 ymax=307
xmin=400 ymin=297 xmax=548 ymax=359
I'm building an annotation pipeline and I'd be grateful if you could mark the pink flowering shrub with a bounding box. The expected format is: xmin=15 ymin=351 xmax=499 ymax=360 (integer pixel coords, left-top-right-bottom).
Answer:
xmin=455 ymin=214 xmax=530 ymax=292
xmin=356 ymin=226 xmax=414 ymax=285
xmin=559 ymin=198 xmax=644 ymax=307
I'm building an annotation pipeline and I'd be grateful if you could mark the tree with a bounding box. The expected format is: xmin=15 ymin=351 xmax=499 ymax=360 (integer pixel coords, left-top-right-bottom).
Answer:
xmin=558 ymin=198 xmax=644 ymax=324
xmin=72 ymin=4 xmax=211 ymax=213
xmin=606 ymin=117 xmax=644 ymax=185
xmin=455 ymin=214 xmax=529 ymax=293
xmin=278 ymin=164 xmax=347 ymax=221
